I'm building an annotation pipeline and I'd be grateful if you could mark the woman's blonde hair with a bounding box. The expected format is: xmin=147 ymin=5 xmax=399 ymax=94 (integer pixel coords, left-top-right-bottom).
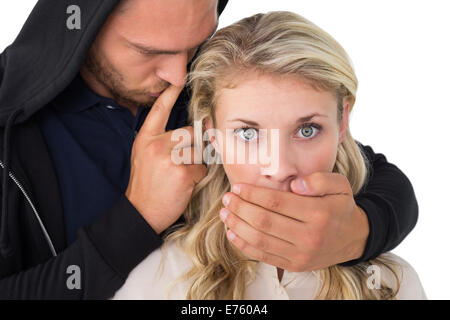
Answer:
xmin=163 ymin=11 xmax=401 ymax=299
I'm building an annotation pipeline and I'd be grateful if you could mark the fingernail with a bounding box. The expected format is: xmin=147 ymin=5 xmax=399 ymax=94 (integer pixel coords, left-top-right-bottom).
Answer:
xmin=222 ymin=194 xmax=231 ymax=207
xmin=232 ymin=184 xmax=241 ymax=195
xmin=227 ymin=230 xmax=236 ymax=241
xmin=294 ymin=178 xmax=307 ymax=193
xmin=220 ymin=208 xmax=229 ymax=222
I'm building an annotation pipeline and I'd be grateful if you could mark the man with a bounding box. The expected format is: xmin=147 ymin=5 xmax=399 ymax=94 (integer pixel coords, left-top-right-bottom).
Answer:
xmin=0 ymin=0 xmax=418 ymax=299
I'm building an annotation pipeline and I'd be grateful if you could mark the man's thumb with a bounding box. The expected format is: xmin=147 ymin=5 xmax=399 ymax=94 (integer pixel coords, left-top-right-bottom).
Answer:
xmin=291 ymin=172 xmax=351 ymax=197
xmin=291 ymin=178 xmax=308 ymax=195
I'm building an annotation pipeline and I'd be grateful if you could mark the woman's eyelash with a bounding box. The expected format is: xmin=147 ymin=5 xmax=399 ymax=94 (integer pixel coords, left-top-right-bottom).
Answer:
xmin=233 ymin=125 xmax=256 ymax=132
xmin=298 ymin=122 xmax=322 ymax=132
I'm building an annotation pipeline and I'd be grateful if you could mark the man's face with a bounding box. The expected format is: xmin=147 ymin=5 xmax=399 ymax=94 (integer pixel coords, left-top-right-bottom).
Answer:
xmin=83 ymin=0 xmax=218 ymax=109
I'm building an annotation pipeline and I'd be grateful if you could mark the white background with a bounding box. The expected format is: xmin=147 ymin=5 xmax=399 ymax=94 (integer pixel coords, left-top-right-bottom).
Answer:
xmin=1 ymin=0 xmax=449 ymax=299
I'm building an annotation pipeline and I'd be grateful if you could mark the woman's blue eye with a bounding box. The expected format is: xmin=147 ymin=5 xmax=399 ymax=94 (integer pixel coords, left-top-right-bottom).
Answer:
xmin=297 ymin=124 xmax=321 ymax=139
xmin=234 ymin=127 xmax=258 ymax=142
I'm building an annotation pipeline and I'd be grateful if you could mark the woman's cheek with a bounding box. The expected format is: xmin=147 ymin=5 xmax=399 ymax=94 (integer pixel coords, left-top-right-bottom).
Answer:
xmin=310 ymin=140 xmax=339 ymax=172
xmin=222 ymin=163 xmax=260 ymax=186
xmin=292 ymin=140 xmax=339 ymax=175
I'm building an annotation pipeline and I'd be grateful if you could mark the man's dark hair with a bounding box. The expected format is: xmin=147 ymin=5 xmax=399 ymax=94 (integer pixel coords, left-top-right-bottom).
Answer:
xmin=113 ymin=0 xmax=131 ymax=15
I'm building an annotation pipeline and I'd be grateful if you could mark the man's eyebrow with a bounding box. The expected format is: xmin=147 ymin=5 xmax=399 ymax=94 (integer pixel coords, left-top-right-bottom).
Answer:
xmin=127 ymin=22 xmax=219 ymax=55
xmin=227 ymin=113 xmax=328 ymax=127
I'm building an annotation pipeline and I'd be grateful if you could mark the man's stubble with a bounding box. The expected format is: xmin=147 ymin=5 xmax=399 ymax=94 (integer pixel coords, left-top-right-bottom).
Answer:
xmin=82 ymin=44 xmax=168 ymax=111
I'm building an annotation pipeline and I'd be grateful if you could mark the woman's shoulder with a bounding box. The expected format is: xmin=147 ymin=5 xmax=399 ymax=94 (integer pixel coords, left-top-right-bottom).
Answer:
xmin=111 ymin=241 xmax=192 ymax=299
xmin=376 ymin=252 xmax=427 ymax=300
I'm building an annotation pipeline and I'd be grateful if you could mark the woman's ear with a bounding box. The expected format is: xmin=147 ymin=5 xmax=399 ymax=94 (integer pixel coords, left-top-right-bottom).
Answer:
xmin=338 ymin=101 xmax=350 ymax=144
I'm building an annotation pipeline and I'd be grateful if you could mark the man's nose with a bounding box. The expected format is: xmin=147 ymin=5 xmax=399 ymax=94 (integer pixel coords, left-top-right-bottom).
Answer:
xmin=156 ymin=52 xmax=188 ymax=87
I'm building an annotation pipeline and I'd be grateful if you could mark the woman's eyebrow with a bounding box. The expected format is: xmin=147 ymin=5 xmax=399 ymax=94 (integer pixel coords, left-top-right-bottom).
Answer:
xmin=227 ymin=113 xmax=328 ymax=126
xmin=295 ymin=113 xmax=328 ymax=123
xmin=226 ymin=118 xmax=260 ymax=126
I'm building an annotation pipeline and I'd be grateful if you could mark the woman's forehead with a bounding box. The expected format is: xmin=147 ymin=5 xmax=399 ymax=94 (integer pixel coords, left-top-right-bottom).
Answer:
xmin=215 ymin=73 xmax=338 ymax=123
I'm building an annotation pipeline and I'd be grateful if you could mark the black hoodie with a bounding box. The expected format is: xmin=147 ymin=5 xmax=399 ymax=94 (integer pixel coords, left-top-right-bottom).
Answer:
xmin=0 ymin=0 xmax=418 ymax=299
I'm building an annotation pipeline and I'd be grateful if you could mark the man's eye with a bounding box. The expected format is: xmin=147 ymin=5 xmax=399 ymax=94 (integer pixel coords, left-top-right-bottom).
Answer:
xmin=296 ymin=124 xmax=322 ymax=139
xmin=234 ymin=127 xmax=258 ymax=142
xmin=138 ymin=49 xmax=154 ymax=56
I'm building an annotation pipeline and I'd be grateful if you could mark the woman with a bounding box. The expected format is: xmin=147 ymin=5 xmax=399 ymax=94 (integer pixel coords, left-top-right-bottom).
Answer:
xmin=112 ymin=11 xmax=426 ymax=300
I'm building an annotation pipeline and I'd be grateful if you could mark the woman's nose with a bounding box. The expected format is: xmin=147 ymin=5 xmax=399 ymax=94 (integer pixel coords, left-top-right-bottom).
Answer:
xmin=262 ymin=140 xmax=297 ymax=190
xmin=263 ymin=164 xmax=297 ymax=191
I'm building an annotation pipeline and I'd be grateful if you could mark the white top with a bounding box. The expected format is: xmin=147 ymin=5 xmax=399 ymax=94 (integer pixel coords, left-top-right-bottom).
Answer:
xmin=111 ymin=241 xmax=427 ymax=300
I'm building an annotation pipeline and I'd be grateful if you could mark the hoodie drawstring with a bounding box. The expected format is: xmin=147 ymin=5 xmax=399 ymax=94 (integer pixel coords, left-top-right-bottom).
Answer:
xmin=0 ymin=109 xmax=23 ymax=258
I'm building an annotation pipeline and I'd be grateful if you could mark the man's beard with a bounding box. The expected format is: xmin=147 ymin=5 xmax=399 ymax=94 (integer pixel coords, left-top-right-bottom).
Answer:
xmin=83 ymin=46 xmax=169 ymax=109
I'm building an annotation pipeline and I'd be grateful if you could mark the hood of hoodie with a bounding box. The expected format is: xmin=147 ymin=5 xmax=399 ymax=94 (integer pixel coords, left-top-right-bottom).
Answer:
xmin=0 ymin=0 xmax=229 ymax=257
xmin=0 ymin=0 xmax=229 ymax=127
